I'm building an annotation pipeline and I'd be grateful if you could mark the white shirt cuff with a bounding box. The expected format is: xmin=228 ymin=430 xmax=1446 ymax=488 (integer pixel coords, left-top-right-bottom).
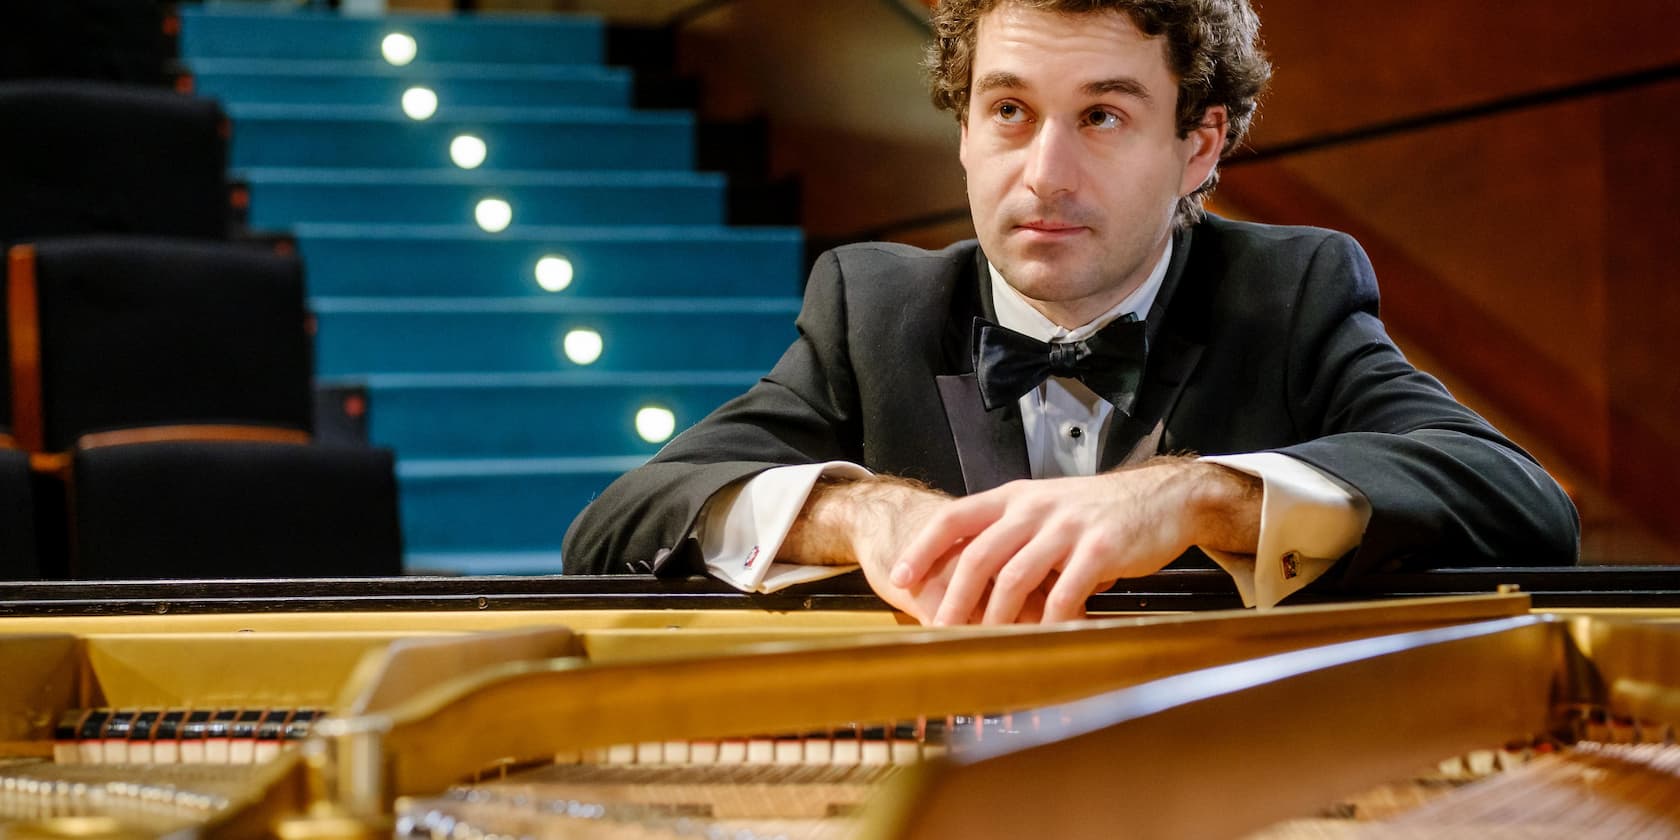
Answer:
xmin=1197 ymin=453 xmax=1372 ymax=609
xmin=696 ymin=461 xmax=873 ymax=593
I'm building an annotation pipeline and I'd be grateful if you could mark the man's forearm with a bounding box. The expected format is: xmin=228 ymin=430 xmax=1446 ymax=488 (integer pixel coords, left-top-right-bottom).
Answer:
xmin=780 ymin=475 xmax=948 ymax=570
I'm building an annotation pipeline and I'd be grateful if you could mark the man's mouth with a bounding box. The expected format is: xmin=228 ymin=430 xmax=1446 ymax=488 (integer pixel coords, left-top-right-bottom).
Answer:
xmin=1013 ymin=221 xmax=1089 ymax=239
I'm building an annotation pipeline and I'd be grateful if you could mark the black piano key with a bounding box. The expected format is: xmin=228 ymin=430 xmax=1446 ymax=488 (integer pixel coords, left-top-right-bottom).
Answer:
xmin=230 ymin=708 xmax=264 ymax=739
xmin=181 ymin=709 xmax=212 ymax=741
xmin=922 ymin=717 xmax=948 ymax=745
xmin=156 ymin=710 xmax=185 ymax=740
xmin=130 ymin=710 xmax=160 ymax=741
xmin=256 ymin=709 xmax=291 ymax=741
xmin=78 ymin=709 xmax=111 ymax=741
xmin=55 ymin=709 xmax=88 ymax=742
xmin=206 ymin=708 xmax=238 ymax=739
xmin=285 ymin=709 xmax=320 ymax=741
xmin=102 ymin=710 xmax=136 ymax=741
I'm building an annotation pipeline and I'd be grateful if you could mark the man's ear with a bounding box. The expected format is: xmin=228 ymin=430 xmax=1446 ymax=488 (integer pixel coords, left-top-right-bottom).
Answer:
xmin=1180 ymin=105 xmax=1228 ymax=196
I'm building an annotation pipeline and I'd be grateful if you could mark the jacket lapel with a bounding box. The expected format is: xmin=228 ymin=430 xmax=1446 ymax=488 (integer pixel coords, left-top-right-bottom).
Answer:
xmin=1100 ymin=225 xmax=1208 ymax=471
xmin=935 ymin=247 xmax=1031 ymax=494
xmin=1099 ymin=329 xmax=1204 ymax=470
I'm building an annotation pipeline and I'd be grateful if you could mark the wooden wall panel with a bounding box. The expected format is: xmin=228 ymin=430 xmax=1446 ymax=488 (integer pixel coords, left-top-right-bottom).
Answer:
xmin=1604 ymin=79 xmax=1680 ymax=550
xmin=1249 ymin=0 xmax=1680 ymax=147
xmin=677 ymin=0 xmax=968 ymax=239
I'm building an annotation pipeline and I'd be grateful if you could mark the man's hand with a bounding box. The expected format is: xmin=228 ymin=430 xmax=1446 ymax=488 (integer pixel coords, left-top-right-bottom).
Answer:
xmin=779 ymin=476 xmax=1014 ymax=624
xmin=889 ymin=458 xmax=1261 ymax=625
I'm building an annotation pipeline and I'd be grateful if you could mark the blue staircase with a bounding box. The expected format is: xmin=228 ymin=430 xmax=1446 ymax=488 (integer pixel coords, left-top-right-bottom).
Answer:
xmin=178 ymin=7 xmax=804 ymax=575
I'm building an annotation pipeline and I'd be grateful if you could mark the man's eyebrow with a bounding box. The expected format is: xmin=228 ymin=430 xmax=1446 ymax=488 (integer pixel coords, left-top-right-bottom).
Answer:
xmin=974 ymin=71 xmax=1026 ymax=95
xmin=1082 ymin=77 xmax=1153 ymax=103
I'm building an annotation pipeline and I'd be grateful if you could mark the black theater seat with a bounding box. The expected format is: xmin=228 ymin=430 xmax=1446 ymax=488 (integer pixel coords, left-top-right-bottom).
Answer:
xmin=0 ymin=81 xmax=233 ymax=439
xmin=70 ymin=441 xmax=403 ymax=579
xmin=0 ymin=81 xmax=229 ymax=246
xmin=8 ymin=236 xmax=313 ymax=453
xmin=1 ymin=2 xmax=172 ymax=86
xmin=0 ymin=447 xmax=39 ymax=579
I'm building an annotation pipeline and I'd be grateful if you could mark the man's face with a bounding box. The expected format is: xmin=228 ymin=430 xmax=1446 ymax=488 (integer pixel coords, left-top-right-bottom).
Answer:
xmin=959 ymin=5 xmax=1224 ymax=327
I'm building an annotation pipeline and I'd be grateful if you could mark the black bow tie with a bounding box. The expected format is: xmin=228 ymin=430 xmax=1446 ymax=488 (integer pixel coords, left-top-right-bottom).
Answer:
xmin=972 ymin=315 xmax=1148 ymax=415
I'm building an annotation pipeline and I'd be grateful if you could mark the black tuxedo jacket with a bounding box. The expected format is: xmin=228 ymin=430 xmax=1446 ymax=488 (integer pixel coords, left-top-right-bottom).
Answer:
xmin=563 ymin=215 xmax=1579 ymax=581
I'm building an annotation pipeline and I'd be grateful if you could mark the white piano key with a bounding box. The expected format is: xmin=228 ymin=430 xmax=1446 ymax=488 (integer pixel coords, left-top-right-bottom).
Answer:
xmin=746 ymin=739 xmax=777 ymax=764
xmin=804 ymin=738 xmax=834 ymax=765
xmin=861 ymin=740 xmax=891 ymax=765
xmin=774 ymin=739 xmax=804 ymax=764
xmin=717 ymin=740 xmax=747 ymax=764
xmin=890 ymin=740 xmax=921 ymax=765
xmin=831 ymin=739 xmax=861 ymax=765
xmin=205 ymin=739 xmax=232 ymax=764
xmin=662 ymin=741 xmax=691 ymax=764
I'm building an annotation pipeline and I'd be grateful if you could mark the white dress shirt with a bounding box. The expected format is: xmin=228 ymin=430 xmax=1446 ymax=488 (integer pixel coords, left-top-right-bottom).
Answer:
xmin=695 ymin=241 xmax=1372 ymax=609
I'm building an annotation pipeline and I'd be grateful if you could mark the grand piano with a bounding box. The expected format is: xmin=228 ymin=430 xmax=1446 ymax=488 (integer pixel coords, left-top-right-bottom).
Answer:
xmin=2 ymin=567 xmax=1679 ymax=838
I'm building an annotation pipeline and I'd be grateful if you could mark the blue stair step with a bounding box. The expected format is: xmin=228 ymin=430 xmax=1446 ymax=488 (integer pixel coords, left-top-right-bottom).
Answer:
xmin=294 ymin=224 xmax=802 ymax=297
xmin=245 ymin=170 xmax=725 ymax=227
xmin=189 ymin=59 xmax=631 ymax=109
xmin=180 ymin=8 xmax=605 ymax=65
xmin=176 ymin=5 xmax=808 ymax=573
xmin=342 ymin=371 xmax=757 ymax=458
xmin=227 ymin=105 xmax=693 ymax=171
xmin=396 ymin=456 xmax=645 ymax=553
xmin=312 ymin=297 xmax=801 ymax=375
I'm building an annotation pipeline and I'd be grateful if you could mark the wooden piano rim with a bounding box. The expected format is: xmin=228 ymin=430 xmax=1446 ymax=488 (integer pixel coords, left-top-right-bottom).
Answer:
xmin=5 ymin=568 xmax=1680 ymax=620
xmin=891 ymin=616 xmax=1562 ymax=840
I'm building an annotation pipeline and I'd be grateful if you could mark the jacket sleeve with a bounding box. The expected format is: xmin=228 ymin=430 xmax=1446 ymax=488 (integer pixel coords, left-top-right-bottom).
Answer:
xmin=561 ymin=250 xmax=863 ymax=575
xmin=1274 ymin=232 xmax=1580 ymax=576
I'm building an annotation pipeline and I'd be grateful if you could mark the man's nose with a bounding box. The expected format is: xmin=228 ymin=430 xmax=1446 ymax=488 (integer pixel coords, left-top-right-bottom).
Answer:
xmin=1022 ymin=121 xmax=1079 ymax=198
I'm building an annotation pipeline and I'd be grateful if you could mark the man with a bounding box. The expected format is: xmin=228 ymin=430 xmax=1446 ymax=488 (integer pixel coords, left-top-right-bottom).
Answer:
xmin=562 ymin=0 xmax=1578 ymax=623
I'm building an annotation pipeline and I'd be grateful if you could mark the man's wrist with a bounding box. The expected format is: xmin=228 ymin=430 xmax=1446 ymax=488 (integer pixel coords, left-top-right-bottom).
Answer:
xmin=1183 ymin=461 xmax=1263 ymax=555
xmin=782 ymin=476 xmax=865 ymax=566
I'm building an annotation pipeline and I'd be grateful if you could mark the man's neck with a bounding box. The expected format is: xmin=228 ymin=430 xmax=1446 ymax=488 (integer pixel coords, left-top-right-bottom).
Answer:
xmin=992 ymin=237 xmax=1174 ymax=337
xmin=1027 ymin=288 xmax=1138 ymax=333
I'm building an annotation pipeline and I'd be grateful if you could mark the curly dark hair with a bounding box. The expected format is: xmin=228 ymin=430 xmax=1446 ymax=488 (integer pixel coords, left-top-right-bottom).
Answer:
xmin=926 ymin=0 xmax=1271 ymax=226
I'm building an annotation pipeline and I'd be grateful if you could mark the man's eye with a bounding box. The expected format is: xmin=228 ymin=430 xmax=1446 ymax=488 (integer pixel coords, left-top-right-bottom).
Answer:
xmin=996 ymin=103 xmax=1027 ymax=123
xmin=1085 ymin=110 xmax=1123 ymax=129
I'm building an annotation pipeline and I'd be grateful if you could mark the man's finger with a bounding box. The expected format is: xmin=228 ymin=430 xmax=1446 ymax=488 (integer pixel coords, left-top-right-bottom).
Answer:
xmin=1017 ymin=583 xmax=1051 ymax=624
xmin=1042 ymin=542 xmax=1111 ymax=624
xmin=981 ymin=531 xmax=1071 ymax=625
xmin=932 ymin=518 xmax=1032 ymax=625
xmin=890 ymin=494 xmax=1003 ymax=587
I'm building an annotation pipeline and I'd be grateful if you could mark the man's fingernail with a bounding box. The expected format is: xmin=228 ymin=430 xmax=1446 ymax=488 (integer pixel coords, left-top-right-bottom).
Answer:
xmin=890 ymin=566 xmax=910 ymax=586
